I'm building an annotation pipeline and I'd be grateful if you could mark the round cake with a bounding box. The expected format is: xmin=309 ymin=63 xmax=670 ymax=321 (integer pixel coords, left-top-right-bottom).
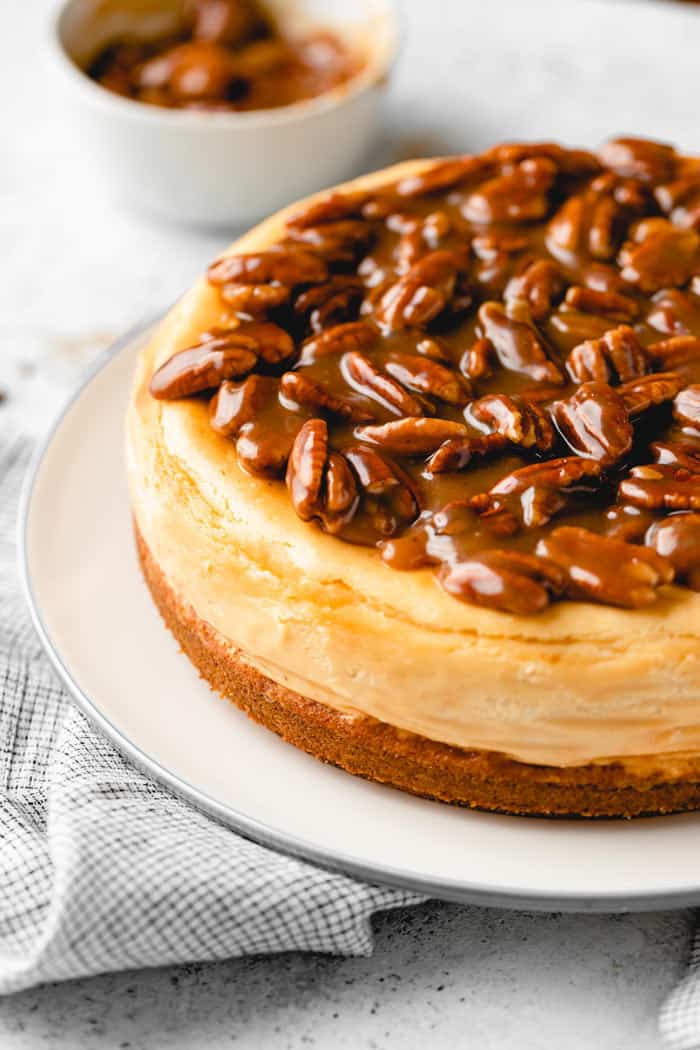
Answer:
xmin=126 ymin=137 xmax=700 ymax=817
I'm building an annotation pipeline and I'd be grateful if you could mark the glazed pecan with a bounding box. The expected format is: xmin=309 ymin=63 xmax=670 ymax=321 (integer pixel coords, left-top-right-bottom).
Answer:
xmin=280 ymin=372 xmax=373 ymax=422
xmin=415 ymin=336 xmax=452 ymax=363
xmin=504 ymin=258 xmax=567 ymax=321
xmin=342 ymin=352 xmax=425 ymax=416
xmin=598 ymin=137 xmax=677 ymax=183
xmin=286 ymin=418 xmax=328 ymax=520
xmin=376 ymin=250 xmax=462 ymax=331
xmin=427 ymin=432 xmax=509 ymax=474
xmin=536 ymin=526 xmax=674 ymax=607
xmin=285 ymin=191 xmax=369 ymax=229
xmin=395 ymin=155 xmax=493 ymax=198
xmin=384 ymin=354 xmax=471 ymax=405
xmin=651 ymin=436 xmax=700 ymax=472
xmin=655 ymin=174 xmax=700 ymax=230
xmin=355 ymin=417 xmax=468 ymax=455
xmin=298 ymin=321 xmax=377 ymax=365
xmin=470 ymin=457 xmax=602 ymax=530
xmin=467 ymin=393 xmax=555 ymax=451
xmin=566 ymin=325 xmax=649 ymax=384
xmin=209 ymin=374 xmax=276 ymax=436
xmin=619 ymin=465 xmax=700 ymax=510
xmin=439 ymin=549 xmax=565 ymax=615
xmin=546 ymin=178 xmax=625 ymax=263
xmin=548 ymin=305 xmax=614 ymax=348
xmin=219 ymin=282 xmax=290 ymax=317
xmin=648 ymin=335 xmax=700 ymax=382
xmin=322 ymin=452 xmax=360 ymax=533
xmin=617 ymin=372 xmax=683 ymax=415
xmin=646 ymin=514 xmax=700 ymax=588
xmin=286 ymin=219 xmax=372 ymax=263
xmin=294 ymin=276 xmax=364 ymax=333
xmin=459 ymin=337 xmax=494 ymax=380
xmin=343 ymin=447 xmax=418 ymax=534
xmin=478 ymin=302 xmax=564 ymax=384
xmin=149 ymin=336 xmax=258 ymax=399
xmin=618 ymin=219 xmax=700 ymax=293
xmin=488 ymin=142 xmax=600 ymax=175
xmin=552 ymin=381 xmax=632 ymax=465
xmin=462 ymin=157 xmax=556 ymax=224
xmin=564 ymin=285 xmax=639 ymax=322
xmin=674 ymin=385 xmax=700 ymax=428
xmin=207 ymin=246 xmax=328 ymax=287
xmin=647 ymin=289 xmax=700 ymax=336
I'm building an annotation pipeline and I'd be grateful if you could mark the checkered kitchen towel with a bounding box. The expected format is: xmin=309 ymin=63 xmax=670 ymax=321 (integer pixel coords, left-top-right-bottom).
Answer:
xmin=0 ymin=437 xmax=419 ymax=993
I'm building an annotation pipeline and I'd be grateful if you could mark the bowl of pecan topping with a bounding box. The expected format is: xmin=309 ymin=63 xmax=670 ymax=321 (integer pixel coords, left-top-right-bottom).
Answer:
xmin=52 ymin=0 xmax=398 ymax=226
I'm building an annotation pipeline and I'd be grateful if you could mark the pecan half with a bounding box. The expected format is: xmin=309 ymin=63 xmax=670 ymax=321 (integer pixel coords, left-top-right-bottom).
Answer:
xmin=286 ymin=418 xmax=328 ymax=520
xmin=619 ymin=465 xmax=700 ymax=510
xmin=566 ymin=325 xmax=649 ymax=384
xmin=286 ymin=191 xmax=369 ymax=229
xmin=646 ymin=514 xmax=700 ymax=588
xmin=209 ymin=374 xmax=276 ymax=436
xmin=322 ymin=452 xmax=360 ymax=533
xmin=298 ymin=321 xmax=377 ymax=365
xmin=460 ymin=337 xmax=494 ymax=380
xmin=439 ymin=550 xmax=565 ymax=615
xmin=618 ymin=219 xmax=700 ymax=293
xmin=617 ymin=372 xmax=683 ymax=415
xmin=552 ymin=381 xmax=632 ymax=465
xmin=462 ymin=158 xmax=556 ymax=224
xmin=280 ymin=372 xmax=373 ymax=422
xmin=648 ymin=335 xmax=700 ymax=383
xmin=342 ymin=352 xmax=426 ymax=417
xmin=536 ymin=526 xmax=674 ymax=607
xmin=207 ymin=246 xmax=328 ymax=287
xmin=376 ymin=250 xmax=461 ymax=331
xmin=655 ymin=175 xmax=700 ymax=231
xmin=470 ymin=457 xmax=602 ymax=530
xmin=546 ymin=179 xmax=626 ymax=263
xmin=219 ymin=282 xmax=290 ymax=317
xmin=427 ymin=433 xmax=509 ymax=474
xmin=651 ymin=437 xmax=700 ymax=472
xmin=286 ymin=219 xmax=372 ymax=263
xmin=343 ymin=447 xmax=418 ymax=534
xmin=294 ymin=276 xmax=364 ymax=333
xmin=598 ymin=137 xmax=677 ymax=183
xmin=646 ymin=289 xmax=700 ymax=336
xmin=564 ymin=285 xmax=639 ymax=322
xmin=467 ymin=393 xmax=555 ymax=451
xmin=673 ymin=385 xmax=700 ymax=428
xmin=149 ymin=337 xmax=258 ymax=399
xmin=355 ymin=417 xmax=468 ymax=455
xmin=504 ymin=258 xmax=567 ymax=320
xmin=395 ymin=155 xmax=493 ymax=198
xmin=384 ymin=354 xmax=471 ymax=405
xmin=478 ymin=302 xmax=564 ymax=384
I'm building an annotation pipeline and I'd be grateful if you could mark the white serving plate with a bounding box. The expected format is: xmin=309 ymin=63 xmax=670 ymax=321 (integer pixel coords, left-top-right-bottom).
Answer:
xmin=19 ymin=324 xmax=700 ymax=913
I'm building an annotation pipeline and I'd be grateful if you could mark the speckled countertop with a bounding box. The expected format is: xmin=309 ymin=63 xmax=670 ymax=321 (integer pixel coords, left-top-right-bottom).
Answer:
xmin=3 ymin=1 xmax=700 ymax=1047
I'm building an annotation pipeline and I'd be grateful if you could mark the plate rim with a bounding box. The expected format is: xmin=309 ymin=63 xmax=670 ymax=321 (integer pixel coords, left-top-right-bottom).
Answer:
xmin=17 ymin=321 xmax=700 ymax=914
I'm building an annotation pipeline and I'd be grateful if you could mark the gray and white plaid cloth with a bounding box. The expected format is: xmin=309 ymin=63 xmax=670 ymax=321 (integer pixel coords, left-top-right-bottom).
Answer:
xmin=0 ymin=436 xmax=419 ymax=994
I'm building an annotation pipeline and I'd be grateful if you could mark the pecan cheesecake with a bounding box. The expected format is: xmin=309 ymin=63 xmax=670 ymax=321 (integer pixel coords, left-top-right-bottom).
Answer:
xmin=127 ymin=138 xmax=700 ymax=817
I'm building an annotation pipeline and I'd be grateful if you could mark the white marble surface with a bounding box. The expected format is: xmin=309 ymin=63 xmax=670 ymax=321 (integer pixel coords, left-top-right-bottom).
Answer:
xmin=4 ymin=0 xmax=700 ymax=1046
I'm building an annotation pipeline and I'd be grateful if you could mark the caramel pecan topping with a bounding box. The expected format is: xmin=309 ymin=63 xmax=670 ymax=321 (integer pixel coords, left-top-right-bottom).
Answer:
xmin=208 ymin=246 xmax=328 ymax=287
xmin=536 ymin=526 xmax=673 ymax=607
xmin=674 ymin=385 xmax=700 ymax=429
xmin=619 ymin=466 xmax=700 ymax=510
xmin=439 ymin=549 xmax=566 ymax=615
xmin=467 ymin=393 xmax=555 ymax=451
xmin=342 ymin=352 xmax=426 ymax=417
xmin=618 ymin=219 xmax=700 ymax=293
xmin=470 ymin=457 xmax=602 ymax=531
xmin=566 ymin=325 xmax=649 ymax=384
xmin=280 ymin=372 xmax=373 ymax=422
xmin=155 ymin=137 xmax=700 ymax=614
xmin=477 ymin=302 xmax=564 ymax=384
xmin=551 ymin=381 xmax=632 ymax=465
xmin=355 ymin=417 xmax=468 ymax=456
xmin=646 ymin=514 xmax=700 ymax=589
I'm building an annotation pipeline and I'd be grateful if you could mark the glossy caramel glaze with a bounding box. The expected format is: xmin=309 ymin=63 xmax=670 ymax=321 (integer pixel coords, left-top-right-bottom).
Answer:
xmin=89 ymin=0 xmax=362 ymax=112
xmin=150 ymin=138 xmax=700 ymax=614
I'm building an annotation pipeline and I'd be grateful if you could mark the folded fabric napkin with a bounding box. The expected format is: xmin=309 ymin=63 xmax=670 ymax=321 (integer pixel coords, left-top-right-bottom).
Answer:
xmin=0 ymin=437 xmax=419 ymax=994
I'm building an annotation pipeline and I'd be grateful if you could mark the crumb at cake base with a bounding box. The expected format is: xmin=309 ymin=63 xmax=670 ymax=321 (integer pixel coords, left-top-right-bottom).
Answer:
xmin=135 ymin=523 xmax=700 ymax=819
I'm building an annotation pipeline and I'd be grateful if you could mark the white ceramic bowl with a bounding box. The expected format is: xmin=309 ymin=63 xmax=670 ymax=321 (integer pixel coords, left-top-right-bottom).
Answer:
xmin=52 ymin=0 xmax=399 ymax=227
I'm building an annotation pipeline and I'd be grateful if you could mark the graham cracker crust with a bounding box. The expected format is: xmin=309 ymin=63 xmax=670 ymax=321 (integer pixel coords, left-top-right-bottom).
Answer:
xmin=135 ymin=522 xmax=700 ymax=818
